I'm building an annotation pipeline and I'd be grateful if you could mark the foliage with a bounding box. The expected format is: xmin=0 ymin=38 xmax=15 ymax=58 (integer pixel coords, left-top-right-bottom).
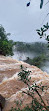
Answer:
xmin=10 ymin=106 xmax=33 ymax=111
xmin=10 ymin=65 xmax=49 ymax=111
xmin=0 ymin=25 xmax=15 ymax=56
xmin=18 ymin=65 xmax=49 ymax=111
xmin=27 ymin=0 xmax=49 ymax=9
xmin=27 ymin=0 xmax=44 ymax=8
xmin=40 ymin=0 xmax=44 ymax=9
xmin=36 ymin=23 xmax=49 ymax=46
xmin=15 ymin=42 xmax=48 ymax=53
xmin=10 ymin=1 xmax=49 ymax=110
xmin=24 ymin=54 xmax=49 ymax=68
xmin=15 ymin=42 xmax=49 ymax=71
xmin=18 ymin=65 xmax=31 ymax=82
xmin=26 ymin=0 xmax=49 ymax=44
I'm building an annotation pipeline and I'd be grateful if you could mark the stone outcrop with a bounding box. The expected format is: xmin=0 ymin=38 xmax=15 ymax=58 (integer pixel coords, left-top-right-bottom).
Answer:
xmin=0 ymin=56 xmax=49 ymax=111
xmin=0 ymin=94 xmax=5 ymax=110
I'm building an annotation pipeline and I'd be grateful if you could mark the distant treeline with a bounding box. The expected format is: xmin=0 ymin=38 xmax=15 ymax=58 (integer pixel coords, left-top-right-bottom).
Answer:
xmin=15 ymin=42 xmax=48 ymax=55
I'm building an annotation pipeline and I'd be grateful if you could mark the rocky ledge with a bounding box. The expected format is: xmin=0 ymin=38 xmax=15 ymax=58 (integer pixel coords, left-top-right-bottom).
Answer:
xmin=0 ymin=56 xmax=49 ymax=111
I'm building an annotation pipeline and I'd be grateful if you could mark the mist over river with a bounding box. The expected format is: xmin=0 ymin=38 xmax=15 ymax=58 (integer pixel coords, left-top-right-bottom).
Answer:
xmin=12 ymin=51 xmax=49 ymax=74
xmin=41 ymin=61 xmax=49 ymax=74
xmin=12 ymin=51 xmax=36 ymax=61
xmin=9 ymin=42 xmax=49 ymax=74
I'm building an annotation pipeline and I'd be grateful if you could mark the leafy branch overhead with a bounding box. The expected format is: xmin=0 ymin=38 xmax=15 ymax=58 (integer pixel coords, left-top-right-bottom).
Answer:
xmin=27 ymin=0 xmax=44 ymax=9
xmin=17 ymin=65 xmax=49 ymax=111
xmin=40 ymin=0 xmax=44 ymax=9
xmin=36 ymin=22 xmax=49 ymax=44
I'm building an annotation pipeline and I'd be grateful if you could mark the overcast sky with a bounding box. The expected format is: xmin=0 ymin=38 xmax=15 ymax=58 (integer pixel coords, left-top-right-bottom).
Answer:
xmin=0 ymin=0 xmax=49 ymax=42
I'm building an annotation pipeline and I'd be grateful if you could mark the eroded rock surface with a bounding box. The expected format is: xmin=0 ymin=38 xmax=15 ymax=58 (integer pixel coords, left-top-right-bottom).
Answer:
xmin=0 ymin=56 xmax=49 ymax=111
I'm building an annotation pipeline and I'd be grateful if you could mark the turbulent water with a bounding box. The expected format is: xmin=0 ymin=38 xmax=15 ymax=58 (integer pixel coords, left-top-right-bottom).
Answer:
xmin=0 ymin=56 xmax=49 ymax=111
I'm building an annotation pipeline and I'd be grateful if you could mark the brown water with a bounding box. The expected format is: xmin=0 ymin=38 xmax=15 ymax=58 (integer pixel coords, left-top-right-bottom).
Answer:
xmin=0 ymin=56 xmax=49 ymax=111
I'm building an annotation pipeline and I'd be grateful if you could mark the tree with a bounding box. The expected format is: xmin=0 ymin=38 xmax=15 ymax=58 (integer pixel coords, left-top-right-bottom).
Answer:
xmin=0 ymin=25 xmax=14 ymax=56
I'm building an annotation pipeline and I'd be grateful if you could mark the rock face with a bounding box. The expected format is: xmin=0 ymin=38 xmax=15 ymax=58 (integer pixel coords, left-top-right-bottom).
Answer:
xmin=0 ymin=56 xmax=49 ymax=111
xmin=0 ymin=94 xmax=5 ymax=110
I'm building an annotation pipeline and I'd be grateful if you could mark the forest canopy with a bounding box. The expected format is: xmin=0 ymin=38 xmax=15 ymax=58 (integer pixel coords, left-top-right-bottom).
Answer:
xmin=0 ymin=25 xmax=15 ymax=56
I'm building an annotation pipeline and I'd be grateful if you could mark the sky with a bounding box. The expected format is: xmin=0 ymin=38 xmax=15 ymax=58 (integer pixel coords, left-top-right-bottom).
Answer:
xmin=0 ymin=0 xmax=49 ymax=42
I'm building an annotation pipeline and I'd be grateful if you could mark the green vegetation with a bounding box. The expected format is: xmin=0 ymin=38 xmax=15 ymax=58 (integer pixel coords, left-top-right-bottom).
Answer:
xmin=0 ymin=25 xmax=15 ymax=56
xmin=10 ymin=65 xmax=49 ymax=111
xmin=10 ymin=1 xmax=49 ymax=110
xmin=24 ymin=54 xmax=49 ymax=68
xmin=15 ymin=42 xmax=49 ymax=70
xmin=15 ymin=42 xmax=48 ymax=53
xmin=36 ymin=22 xmax=49 ymax=46
xmin=10 ymin=106 xmax=34 ymax=111
xmin=27 ymin=0 xmax=48 ymax=9
xmin=27 ymin=0 xmax=44 ymax=8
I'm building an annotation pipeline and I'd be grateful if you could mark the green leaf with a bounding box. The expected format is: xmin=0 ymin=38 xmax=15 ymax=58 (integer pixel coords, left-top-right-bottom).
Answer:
xmin=40 ymin=0 xmax=44 ymax=9
xmin=37 ymin=32 xmax=41 ymax=36
xmin=36 ymin=29 xmax=40 ymax=32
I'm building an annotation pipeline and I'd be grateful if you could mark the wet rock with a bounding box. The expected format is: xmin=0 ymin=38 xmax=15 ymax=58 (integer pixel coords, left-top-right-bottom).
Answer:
xmin=0 ymin=94 xmax=5 ymax=110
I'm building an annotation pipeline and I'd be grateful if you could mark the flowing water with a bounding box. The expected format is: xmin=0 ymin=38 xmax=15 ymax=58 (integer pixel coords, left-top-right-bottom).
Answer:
xmin=0 ymin=56 xmax=49 ymax=111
